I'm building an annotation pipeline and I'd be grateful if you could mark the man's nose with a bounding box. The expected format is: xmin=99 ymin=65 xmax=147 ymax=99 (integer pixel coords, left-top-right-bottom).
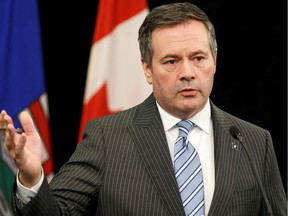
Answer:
xmin=180 ymin=60 xmax=195 ymax=80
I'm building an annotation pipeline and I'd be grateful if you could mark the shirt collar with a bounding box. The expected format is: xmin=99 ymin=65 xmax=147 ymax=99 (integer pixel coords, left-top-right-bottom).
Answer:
xmin=156 ymin=99 xmax=211 ymax=134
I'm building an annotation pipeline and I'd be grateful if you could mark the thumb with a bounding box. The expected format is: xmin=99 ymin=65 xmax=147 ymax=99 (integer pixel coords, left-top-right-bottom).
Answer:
xmin=19 ymin=111 xmax=37 ymax=135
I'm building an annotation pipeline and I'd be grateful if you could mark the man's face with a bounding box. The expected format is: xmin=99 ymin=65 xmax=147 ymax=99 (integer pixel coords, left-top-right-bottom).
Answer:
xmin=142 ymin=20 xmax=217 ymax=119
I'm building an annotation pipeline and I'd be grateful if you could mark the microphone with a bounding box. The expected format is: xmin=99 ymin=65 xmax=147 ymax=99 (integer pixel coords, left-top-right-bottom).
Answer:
xmin=229 ymin=126 xmax=274 ymax=216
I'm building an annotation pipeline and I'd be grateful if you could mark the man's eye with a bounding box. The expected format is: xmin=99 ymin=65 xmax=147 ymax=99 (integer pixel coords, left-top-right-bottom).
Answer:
xmin=165 ymin=59 xmax=176 ymax=64
xmin=195 ymin=56 xmax=204 ymax=62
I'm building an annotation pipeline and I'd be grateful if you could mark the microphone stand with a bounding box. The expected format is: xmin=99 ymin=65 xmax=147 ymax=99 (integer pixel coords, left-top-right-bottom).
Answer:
xmin=231 ymin=127 xmax=274 ymax=216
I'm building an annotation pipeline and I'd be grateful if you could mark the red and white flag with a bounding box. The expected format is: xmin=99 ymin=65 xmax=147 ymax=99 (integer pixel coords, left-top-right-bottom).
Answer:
xmin=78 ymin=0 xmax=151 ymax=142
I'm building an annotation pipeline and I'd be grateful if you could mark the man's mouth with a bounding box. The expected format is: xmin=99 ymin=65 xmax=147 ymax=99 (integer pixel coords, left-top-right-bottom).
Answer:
xmin=179 ymin=88 xmax=198 ymax=97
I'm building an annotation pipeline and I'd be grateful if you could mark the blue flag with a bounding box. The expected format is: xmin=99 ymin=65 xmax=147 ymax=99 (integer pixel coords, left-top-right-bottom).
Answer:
xmin=0 ymin=0 xmax=54 ymax=214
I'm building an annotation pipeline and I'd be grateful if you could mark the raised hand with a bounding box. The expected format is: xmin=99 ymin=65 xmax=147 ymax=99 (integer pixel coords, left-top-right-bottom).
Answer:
xmin=0 ymin=110 xmax=42 ymax=188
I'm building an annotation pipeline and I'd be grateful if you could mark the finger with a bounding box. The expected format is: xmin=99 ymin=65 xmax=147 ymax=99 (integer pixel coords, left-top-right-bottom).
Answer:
xmin=0 ymin=110 xmax=7 ymax=117
xmin=3 ymin=124 xmax=17 ymax=153
xmin=2 ymin=115 xmax=16 ymax=142
xmin=14 ymin=133 xmax=27 ymax=164
xmin=19 ymin=111 xmax=36 ymax=135
xmin=5 ymin=134 xmax=27 ymax=167
xmin=0 ymin=110 xmax=6 ymax=114
xmin=4 ymin=121 xmax=25 ymax=156
xmin=3 ymin=112 xmax=24 ymax=142
xmin=0 ymin=111 xmax=17 ymax=137
xmin=0 ymin=110 xmax=8 ymax=128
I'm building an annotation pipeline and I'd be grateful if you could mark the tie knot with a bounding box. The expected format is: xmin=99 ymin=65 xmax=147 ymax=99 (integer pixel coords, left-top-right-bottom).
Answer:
xmin=176 ymin=120 xmax=194 ymax=138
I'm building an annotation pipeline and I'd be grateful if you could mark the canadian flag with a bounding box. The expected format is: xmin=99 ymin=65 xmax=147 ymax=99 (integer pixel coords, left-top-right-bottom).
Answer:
xmin=78 ymin=0 xmax=152 ymax=142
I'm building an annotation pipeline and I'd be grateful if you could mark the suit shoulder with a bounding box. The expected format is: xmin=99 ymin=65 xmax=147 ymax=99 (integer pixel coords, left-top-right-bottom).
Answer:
xmin=88 ymin=104 xmax=140 ymax=126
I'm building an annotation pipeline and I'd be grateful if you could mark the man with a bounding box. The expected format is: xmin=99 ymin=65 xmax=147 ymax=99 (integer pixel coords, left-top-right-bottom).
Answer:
xmin=0 ymin=2 xmax=286 ymax=216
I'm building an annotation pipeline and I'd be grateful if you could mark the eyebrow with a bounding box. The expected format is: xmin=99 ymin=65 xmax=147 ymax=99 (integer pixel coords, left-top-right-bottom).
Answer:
xmin=161 ymin=54 xmax=179 ymax=60
xmin=161 ymin=50 xmax=207 ymax=60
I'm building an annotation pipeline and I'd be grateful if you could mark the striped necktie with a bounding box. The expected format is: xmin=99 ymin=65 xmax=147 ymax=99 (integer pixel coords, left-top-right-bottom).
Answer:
xmin=174 ymin=120 xmax=205 ymax=216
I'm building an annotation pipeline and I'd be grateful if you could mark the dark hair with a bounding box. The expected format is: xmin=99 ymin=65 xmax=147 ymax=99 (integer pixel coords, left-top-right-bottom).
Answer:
xmin=138 ymin=2 xmax=217 ymax=67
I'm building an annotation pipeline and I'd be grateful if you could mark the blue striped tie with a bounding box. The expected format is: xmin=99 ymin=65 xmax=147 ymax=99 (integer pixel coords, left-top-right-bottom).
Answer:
xmin=174 ymin=120 xmax=205 ymax=216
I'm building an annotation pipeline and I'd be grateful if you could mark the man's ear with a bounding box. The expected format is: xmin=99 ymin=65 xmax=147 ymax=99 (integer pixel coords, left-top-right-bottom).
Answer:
xmin=213 ymin=49 xmax=217 ymax=74
xmin=214 ymin=49 xmax=218 ymax=66
xmin=141 ymin=60 xmax=152 ymax=84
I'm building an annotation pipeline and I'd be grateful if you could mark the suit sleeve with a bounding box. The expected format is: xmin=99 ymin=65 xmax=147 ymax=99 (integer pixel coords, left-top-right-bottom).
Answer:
xmin=263 ymin=130 xmax=287 ymax=215
xmin=11 ymin=120 xmax=105 ymax=216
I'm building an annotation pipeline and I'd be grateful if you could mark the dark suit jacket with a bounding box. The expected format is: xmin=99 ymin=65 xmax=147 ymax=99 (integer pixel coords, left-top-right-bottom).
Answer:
xmin=13 ymin=93 xmax=286 ymax=216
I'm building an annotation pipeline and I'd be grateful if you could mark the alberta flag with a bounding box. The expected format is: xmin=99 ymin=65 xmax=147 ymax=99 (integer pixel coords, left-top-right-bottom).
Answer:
xmin=78 ymin=0 xmax=152 ymax=142
xmin=0 ymin=0 xmax=54 ymax=214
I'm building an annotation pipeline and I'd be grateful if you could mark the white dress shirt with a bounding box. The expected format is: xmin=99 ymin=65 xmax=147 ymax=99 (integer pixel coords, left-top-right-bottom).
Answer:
xmin=156 ymin=99 xmax=215 ymax=216
xmin=16 ymin=169 xmax=43 ymax=203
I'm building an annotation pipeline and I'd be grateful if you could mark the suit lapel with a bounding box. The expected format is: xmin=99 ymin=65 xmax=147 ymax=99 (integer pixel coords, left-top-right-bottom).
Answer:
xmin=128 ymin=97 xmax=242 ymax=215
xmin=128 ymin=94 xmax=185 ymax=216
xmin=208 ymin=103 xmax=242 ymax=215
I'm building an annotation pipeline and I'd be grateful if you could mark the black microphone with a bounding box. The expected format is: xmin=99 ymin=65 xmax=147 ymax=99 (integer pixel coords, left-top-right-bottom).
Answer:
xmin=229 ymin=126 xmax=274 ymax=216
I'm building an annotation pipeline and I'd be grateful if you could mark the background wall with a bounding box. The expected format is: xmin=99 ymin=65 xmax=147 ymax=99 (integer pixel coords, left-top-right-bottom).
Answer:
xmin=38 ymin=0 xmax=287 ymax=191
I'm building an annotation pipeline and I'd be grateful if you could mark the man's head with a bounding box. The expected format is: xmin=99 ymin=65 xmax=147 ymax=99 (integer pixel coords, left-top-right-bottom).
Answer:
xmin=138 ymin=2 xmax=218 ymax=119
xmin=138 ymin=2 xmax=217 ymax=68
